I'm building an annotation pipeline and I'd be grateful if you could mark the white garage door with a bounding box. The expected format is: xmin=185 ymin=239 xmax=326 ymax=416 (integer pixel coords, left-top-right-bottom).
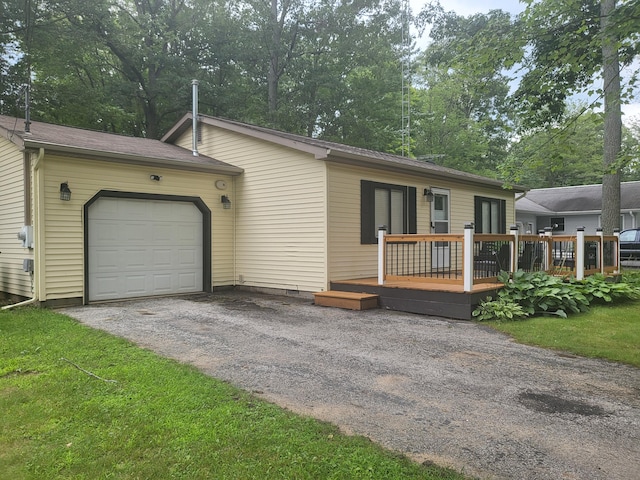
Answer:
xmin=88 ymin=197 xmax=203 ymax=301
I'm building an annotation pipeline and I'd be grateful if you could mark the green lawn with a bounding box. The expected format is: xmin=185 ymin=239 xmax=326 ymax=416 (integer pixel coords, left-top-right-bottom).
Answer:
xmin=0 ymin=308 xmax=464 ymax=480
xmin=486 ymin=300 xmax=640 ymax=367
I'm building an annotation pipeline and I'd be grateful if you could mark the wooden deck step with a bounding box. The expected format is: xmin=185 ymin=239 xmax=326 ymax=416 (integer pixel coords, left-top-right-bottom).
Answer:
xmin=313 ymin=291 xmax=379 ymax=311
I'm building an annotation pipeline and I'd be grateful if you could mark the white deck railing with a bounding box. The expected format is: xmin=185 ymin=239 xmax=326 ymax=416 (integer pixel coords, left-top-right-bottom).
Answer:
xmin=377 ymin=226 xmax=620 ymax=292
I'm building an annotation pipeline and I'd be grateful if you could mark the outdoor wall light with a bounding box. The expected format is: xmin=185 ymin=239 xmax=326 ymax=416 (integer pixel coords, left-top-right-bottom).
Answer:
xmin=423 ymin=188 xmax=434 ymax=203
xmin=150 ymin=174 xmax=162 ymax=181
xmin=60 ymin=182 xmax=71 ymax=201
xmin=221 ymin=195 xmax=231 ymax=209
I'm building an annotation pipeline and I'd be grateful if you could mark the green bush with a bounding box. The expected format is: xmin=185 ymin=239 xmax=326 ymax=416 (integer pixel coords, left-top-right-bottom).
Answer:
xmin=472 ymin=296 xmax=529 ymax=322
xmin=473 ymin=270 xmax=640 ymax=322
xmin=574 ymin=274 xmax=640 ymax=304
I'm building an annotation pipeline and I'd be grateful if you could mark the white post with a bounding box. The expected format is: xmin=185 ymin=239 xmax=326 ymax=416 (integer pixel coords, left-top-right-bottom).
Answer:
xmin=576 ymin=227 xmax=585 ymax=280
xmin=377 ymin=226 xmax=387 ymax=285
xmin=543 ymin=227 xmax=553 ymax=271
xmin=463 ymin=223 xmax=474 ymax=292
xmin=596 ymin=227 xmax=604 ymax=274
xmin=614 ymin=228 xmax=620 ymax=273
xmin=510 ymin=225 xmax=519 ymax=272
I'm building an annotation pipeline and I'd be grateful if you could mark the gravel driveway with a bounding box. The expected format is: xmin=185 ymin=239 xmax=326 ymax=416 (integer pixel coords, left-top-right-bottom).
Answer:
xmin=62 ymin=291 xmax=640 ymax=480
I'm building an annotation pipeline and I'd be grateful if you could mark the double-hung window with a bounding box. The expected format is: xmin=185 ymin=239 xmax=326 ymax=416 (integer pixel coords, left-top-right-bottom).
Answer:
xmin=361 ymin=180 xmax=416 ymax=244
xmin=474 ymin=196 xmax=506 ymax=234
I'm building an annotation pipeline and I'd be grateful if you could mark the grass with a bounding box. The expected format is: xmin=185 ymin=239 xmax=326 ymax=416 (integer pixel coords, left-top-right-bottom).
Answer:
xmin=486 ymin=299 xmax=640 ymax=367
xmin=0 ymin=308 xmax=465 ymax=480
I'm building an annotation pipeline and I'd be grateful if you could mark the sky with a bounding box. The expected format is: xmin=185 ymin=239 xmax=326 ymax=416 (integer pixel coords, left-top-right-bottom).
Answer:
xmin=410 ymin=0 xmax=640 ymax=121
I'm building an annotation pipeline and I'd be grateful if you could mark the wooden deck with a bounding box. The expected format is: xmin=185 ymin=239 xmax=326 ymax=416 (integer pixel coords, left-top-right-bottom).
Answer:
xmin=329 ymin=278 xmax=503 ymax=320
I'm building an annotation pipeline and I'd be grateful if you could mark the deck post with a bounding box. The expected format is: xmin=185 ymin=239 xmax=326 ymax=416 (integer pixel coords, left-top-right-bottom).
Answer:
xmin=543 ymin=227 xmax=553 ymax=271
xmin=576 ymin=227 xmax=585 ymax=280
xmin=463 ymin=223 xmax=474 ymax=292
xmin=377 ymin=225 xmax=387 ymax=285
xmin=596 ymin=227 xmax=604 ymax=274
xmin=614 ymin=228 xmax=620 ymax=273
xmin=510 ymin=225 xmax=519 ymax=272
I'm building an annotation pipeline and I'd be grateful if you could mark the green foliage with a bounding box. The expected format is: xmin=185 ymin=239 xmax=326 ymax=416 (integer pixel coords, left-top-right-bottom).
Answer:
xmin=499 ymin=108 xmax=607 ymax=188
xmin=414 ymin=7 xmax=516 ymax=176
xmin=0 ymin=308 xmax=464 ymax=480
xmin=474 ymin=270 xmax=640 ymax=322
xmin=574 ymin=273 xmax=640 ymax=304
xmin=472 ymin=296 xmax=529 ymax=322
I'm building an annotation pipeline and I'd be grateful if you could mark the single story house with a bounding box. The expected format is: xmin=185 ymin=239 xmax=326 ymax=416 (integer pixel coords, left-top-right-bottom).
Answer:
xmin=516 ymin=182 xmax=640 ymax=234
xmin=1 ymin=113 xmax=523 ymax=307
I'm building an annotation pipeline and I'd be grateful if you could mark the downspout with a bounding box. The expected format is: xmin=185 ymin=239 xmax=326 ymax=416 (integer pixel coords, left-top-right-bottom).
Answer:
xmin=2 ymin=148 xmax=44 ymax=310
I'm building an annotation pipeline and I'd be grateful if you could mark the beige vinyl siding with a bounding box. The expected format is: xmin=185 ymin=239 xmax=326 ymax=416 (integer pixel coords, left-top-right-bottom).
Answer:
xmin=0 ymin=139 xmax=33 ymax=297
xmin=40 ymin=155 xmax=234 ymax=301
xmin=327 ymin=162 xmax=515 ymax=281
xmin=183 ymin=127 xmax=327 ymax=293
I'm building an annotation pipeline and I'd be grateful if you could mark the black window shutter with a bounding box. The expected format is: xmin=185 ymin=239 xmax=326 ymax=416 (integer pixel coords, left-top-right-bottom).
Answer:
xmin=500 ymin=199 xmax=506 ymax=234
xmin=474 ymin=196 xmax=482 ymax=233
xmin=408 ymin=187 xmax=417 ymax=234
xmin=361 ymin=181 xmax=375 ymax=244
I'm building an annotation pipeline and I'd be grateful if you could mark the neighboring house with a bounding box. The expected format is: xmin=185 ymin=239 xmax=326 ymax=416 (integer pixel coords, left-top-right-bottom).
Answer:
xmin=1 ymin=113 xmax=522 ymax=306
xmin=516 ymin=182 xmax=640 ymax=234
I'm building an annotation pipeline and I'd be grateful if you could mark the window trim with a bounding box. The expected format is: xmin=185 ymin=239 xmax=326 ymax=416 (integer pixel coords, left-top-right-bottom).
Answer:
xmin=361 ymin=180 xmax=416 ymax=244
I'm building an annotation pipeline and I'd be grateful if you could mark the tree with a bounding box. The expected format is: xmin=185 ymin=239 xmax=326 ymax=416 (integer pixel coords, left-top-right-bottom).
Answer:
xmin=514 ymin=0 xmax=640 ymax=233
xmin=414 ymin=7 xmax=515 ymax=176
xmin=2 ymin=0 xmax=407 ymax=143
xmin=500 ymin=108 xmax=607 ymax=188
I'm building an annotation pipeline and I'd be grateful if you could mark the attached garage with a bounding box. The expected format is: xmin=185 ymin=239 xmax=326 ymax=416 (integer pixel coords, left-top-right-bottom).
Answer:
xmin=85 ymin=192 xmax=212 ymax=302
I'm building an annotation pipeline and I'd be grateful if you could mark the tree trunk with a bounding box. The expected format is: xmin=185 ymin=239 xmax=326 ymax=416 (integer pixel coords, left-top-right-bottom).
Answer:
xmin=600 ymin=0 xmax=622 ymax=234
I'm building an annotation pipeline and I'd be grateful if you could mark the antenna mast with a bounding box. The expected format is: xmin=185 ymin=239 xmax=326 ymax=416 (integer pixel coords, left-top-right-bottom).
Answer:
xmin=401 ymin=0 xmax=411 ymax=157
xmin=24 ymin=0 xmax=33 ymax=132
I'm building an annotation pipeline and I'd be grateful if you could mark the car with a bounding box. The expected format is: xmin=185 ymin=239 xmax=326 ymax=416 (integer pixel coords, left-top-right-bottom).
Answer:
xmin=619 ymin=228 xmax=640 ymax=260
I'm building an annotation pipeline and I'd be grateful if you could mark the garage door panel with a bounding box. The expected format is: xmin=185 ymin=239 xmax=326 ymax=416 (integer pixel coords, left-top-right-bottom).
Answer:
xmin=124 ymin=275 xmax=147 ymax=296
xmin=92 ymin=276 xmax=119 ymax=300
xmin=178 ymin=224 xmax=200 ymax=242
xmin=151 ymin=274 xmax=173 ymax=292
xmin=153 ymin=249 xmax=173 ymax=267
xmin=153 ymin=224 xmax=175 ymax=242
xmin=93 ymin=249 xmax=120 ymax=270
xmin=88 ymin=197 xmax=204 ymax=301
xmin=177 ymin=272 xmax=198 ymax=289
xmin=90 ymin=222 xmax=120 ymax=244
xmin=123 ymin=248 xmax=150 ymax=269
xmin=178 ymin=248 xmax=198 ymax=267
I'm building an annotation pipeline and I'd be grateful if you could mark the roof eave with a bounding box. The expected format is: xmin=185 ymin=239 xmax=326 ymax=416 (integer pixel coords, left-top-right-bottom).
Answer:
xmin=24 ymin=141 xmax=244 ymax=175
xmin=327 ymin=152 xmax=525 ymax=192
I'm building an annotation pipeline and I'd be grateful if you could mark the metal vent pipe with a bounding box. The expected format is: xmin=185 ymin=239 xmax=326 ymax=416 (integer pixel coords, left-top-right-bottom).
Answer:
xmin=192 ymin=79 xmax=199 ymax=156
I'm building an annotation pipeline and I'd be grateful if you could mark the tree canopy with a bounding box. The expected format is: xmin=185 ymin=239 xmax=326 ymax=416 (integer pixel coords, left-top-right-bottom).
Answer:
xmin=1 ymin=0 xmax=639 ymax=205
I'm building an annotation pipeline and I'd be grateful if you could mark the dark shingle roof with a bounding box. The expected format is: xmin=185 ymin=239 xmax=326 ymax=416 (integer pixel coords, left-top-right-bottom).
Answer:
xmin=163 ymin=113 xmax=523 ymax=191
xmin=518 ymin=182 xmax=640 ymax=213
xmin=0 ymin=115 xmax=242 ymax=174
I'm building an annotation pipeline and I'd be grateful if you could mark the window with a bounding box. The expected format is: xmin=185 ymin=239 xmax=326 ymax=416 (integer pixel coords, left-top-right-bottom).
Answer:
xmin=474 ymin=196 xmax=506 ymax=233
xmin=549 ymin=217 xmax=565 ymax=232
xmin=361 ymin=180 xmax=416 ymax=244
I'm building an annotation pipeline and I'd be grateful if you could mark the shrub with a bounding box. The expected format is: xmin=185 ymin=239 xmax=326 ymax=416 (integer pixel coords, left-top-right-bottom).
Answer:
xmin=473 ymin=270 xmax=640 ymax=322
xmin=472 ymin=296 xmax=529 ymax=322
xmin=574 ymin=274 xmax=640 ymax=304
